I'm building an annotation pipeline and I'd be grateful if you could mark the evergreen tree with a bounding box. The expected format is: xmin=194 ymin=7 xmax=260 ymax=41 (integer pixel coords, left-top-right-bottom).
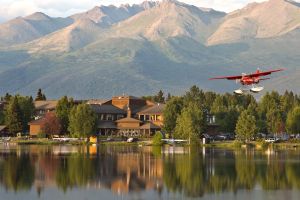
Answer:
xmin=166 ymin=93 xmax=172 ymax=102
xmin=183 ymin=85 xmax=205 ymax=107
xmin=203 ymin=91 xmax=217 ymax=112
xmin=35 ymin=88 xmax=46 ymax=101
xmin=5 ymin=96 xmax=23 ymax=134
xmin=3 ymin=93 xmax=12 ymax=102
xmin=174 ymin=102 xmax=206 ymax=144
xmin=286 ymin=106 xmax=300 ymax=134
xmin=162 ymin=97 xmax=184 ymax=135
xmin=280 ymin=90 xmax=296 ymax=121
xmin=235 ymin=110 xmax=257 ymax=143
xmin=17 ymin=96 xmax=35 ymax=132
xmin=266 ymin=108 xmax=284 ymax=135
xmin=68 ymin=104 xmax=97 ymax=138
xmin=154 ymin=90 xmax=165 ymax=103
xmin=211 ymin=95 xmax=227 ymax=114
xmin=56 ymin=96 xmax=74 ymax=134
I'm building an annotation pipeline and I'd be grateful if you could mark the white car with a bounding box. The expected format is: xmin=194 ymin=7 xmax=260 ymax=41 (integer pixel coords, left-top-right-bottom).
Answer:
xmin=265 ymin=138 xmax=277 ymax=143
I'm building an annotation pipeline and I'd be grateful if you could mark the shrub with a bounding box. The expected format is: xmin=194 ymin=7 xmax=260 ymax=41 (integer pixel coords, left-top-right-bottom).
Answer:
xmin=37 ymin=132 xmax=47 ymax=138
xmin=152 ymin=132 xmax=163 ymax=146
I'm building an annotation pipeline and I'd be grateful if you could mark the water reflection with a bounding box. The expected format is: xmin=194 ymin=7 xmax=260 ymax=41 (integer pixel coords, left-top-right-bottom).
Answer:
xmin=0 ymin=145 xmax=300 ymax=199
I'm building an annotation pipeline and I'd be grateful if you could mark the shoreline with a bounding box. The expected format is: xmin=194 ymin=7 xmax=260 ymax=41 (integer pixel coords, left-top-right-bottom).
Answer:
xmin=3 ymin=138 xmax=300 ymax=150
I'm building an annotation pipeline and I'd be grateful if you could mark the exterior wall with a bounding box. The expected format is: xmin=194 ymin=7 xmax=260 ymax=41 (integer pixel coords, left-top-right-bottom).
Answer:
xmin=138 ymin=114 xmax=164 ymax=127
xmin=98 ymin=114 xmax=125 ymax=121
xmin=111 ymin=96 xmax=146 ymax=111
xmin=112 ymin=97 xmax=130 ymax=110
xmin=30 ymin=125 xmax=41 ymax=136
xmin=117 ymin=121 xmax=140 ymax=128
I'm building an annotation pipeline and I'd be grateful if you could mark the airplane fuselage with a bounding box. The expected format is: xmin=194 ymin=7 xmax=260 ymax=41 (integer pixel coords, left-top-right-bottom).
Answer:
xmin=240 ymin=77 xmax=260 ymax=85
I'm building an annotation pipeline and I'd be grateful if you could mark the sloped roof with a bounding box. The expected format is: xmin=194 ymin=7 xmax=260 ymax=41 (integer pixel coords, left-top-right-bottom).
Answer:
xmin=140 ymin=122 xmax=161 ymax=129
xmin=28 ymin=117 xmax=46 ymax=125
xmin=137 ymin=103 xmax=165 ymax=114
xmin=98 ymin=121 xmax=117 ymax=129
xmin=86 ymin=99 xmax=110 ymax=105
xmin=35 ymin=100 xmax=58 ymax=110
xmin=0 ymin=125 xmax=7 ymax=131
xmin=90 ymin=104 xmax=126 ymax=114
xmin=116 ymin=117 xmax=141 ymax=123
xmin=112 ymin=95 xmax=140 ymax=100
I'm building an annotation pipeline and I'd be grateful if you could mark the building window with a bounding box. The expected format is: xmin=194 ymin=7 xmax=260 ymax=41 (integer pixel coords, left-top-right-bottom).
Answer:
xmin=107 ymin=114 xmax=113 ymax=121
xmin=157 ymin=115 xmax=162 ymax=121
xmin=117 ymin=114 xmax=124 ymax=120
xmin=140 ymin=115 xmax=145 ymax=121
xmin=100 ymin=114 xmax=105 ymax=120
xmin=151 ymin=115 xmax=155 ymax=121
xmin=145 ymin=115 xmax=150 ymax=121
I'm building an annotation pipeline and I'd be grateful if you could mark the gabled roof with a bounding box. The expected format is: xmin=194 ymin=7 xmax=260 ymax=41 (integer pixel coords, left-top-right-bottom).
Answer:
xmin=116 ymin=117 xmax=141 ymax=123
xmin=90 ymin=104 xmax=126 ymax=114
xmin=35 ymin=100 xmax=58 ymax=110
xmin=137 ymin=103 xmax=165 ymax=115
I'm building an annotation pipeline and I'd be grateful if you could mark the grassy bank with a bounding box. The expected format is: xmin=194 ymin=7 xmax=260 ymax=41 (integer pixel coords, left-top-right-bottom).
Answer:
xmin=5 ymin=138 xmax=300 ymax=149
xmin=4 ymin=138 xmax=149 ymax=146
xmin=6 ymin=138 xmax=86 ymax=145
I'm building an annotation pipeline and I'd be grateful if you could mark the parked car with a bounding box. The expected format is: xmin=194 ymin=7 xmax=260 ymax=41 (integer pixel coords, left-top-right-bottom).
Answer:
xmin=127 ymin=137 xmax=138 ymax=143
xmin=202 ymin=134 xmax=213 ymax=140
xmin=265 ymin=137 xmax=279 ymax=143
xmin=214 ymin=133 xmax=233 ymax=141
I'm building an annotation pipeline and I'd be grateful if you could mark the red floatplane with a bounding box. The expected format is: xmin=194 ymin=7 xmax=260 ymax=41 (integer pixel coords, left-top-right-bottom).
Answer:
xmin=209 ymin=68 xmax=284 ymax=94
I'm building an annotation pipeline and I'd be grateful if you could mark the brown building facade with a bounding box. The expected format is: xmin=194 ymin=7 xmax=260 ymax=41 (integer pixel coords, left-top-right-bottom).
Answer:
xmin=91 ymin=95 xmax=164 ymax=137
xmin=29 ymin=96 xmax=165 ymax=137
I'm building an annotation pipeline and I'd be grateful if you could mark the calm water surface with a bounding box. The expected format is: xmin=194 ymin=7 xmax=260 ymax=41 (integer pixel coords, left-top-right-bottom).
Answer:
xmin=0 ymin=144 xmax=300 ymax=200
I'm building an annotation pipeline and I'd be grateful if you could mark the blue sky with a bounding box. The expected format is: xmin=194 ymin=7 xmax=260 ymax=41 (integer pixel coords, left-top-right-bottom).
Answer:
xmin=0 ymin=0 xmax=293 ymax=22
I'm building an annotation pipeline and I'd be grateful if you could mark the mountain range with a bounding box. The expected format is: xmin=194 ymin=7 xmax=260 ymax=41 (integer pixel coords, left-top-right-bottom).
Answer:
xmin=0 ymin=0 xmax=299 ymax=98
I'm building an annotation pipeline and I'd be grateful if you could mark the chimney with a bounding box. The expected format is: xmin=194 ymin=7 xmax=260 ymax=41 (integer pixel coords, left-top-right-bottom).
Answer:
xmin=127 ymin=106 xmax=132 ymax=118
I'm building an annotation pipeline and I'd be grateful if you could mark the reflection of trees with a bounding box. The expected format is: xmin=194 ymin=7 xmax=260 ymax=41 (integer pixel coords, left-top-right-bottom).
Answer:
xmin=2 ymin=146 xmax=300 ymax=197
xmin=163 ymin=148 xmax=205 ymax=197
xmin=56 ymin=154 xmax=95 ymax=192
xmin=0 ymin=154 xmax=34 ymax=191
xmin=235 ymin=151 xmax=256 ymax=189
xmin=162 ymin=148 xmax=300 ymax=197
xmin=208 ymin=155 xmax=237 ymax=193
xmin=285 ymin=163 xmax=300 ymax=189
xmin=257 ymin=154 xmax=290 ymax=190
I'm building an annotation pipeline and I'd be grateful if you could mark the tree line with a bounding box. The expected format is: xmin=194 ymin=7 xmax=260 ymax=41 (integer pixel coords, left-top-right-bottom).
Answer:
xmin=2 ymin=89 xmax=97 ymax=137
xmin=2 ymin=86 xmax=300 ymax=141
xmin=162 ymin=86 xmax=300 ymax=142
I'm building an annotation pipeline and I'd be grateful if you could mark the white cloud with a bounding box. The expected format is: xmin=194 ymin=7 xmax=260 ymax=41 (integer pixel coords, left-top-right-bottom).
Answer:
xmin=0 ymin=0 xmax=299 ymax=22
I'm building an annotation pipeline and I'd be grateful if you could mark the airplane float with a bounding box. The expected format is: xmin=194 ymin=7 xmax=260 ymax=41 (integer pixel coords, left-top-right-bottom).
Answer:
xmin=209 ymin=68 xmax=284 ymax=95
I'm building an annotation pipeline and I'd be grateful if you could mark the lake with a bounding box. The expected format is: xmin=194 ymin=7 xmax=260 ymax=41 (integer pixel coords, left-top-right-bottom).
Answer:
xmin=0 ymin=144 xmax=300 ymax=200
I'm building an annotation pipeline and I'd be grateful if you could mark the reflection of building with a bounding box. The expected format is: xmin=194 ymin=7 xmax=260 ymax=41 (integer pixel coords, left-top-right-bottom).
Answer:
xmin=110 ymin=152 xmax=163 ymax=195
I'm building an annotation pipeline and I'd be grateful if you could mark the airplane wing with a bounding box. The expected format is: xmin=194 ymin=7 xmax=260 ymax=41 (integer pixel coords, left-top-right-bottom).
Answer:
xmin=209 ymin=75 xmax=243 ymax=80
xmin=247 ymin=69 xmax=284 ymax=78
